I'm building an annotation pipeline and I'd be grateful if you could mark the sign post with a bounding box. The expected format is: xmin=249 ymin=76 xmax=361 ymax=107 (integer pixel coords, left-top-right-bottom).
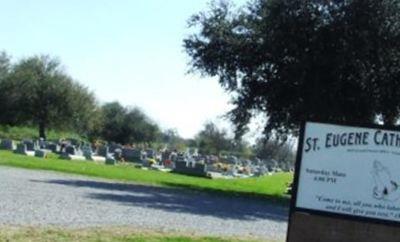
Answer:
xmin=287 ymin=122 xmax=400 ymax=242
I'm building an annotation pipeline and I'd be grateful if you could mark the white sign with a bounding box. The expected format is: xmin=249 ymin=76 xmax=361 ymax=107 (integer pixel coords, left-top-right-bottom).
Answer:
xmin=296 ymin=122 xmax=400 ymax=222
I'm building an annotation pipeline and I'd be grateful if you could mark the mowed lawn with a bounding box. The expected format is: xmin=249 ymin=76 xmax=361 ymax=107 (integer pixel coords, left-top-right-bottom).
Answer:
xmin=0 ymin=227 xmax=271 ymax=242
xmin=0 ymin=151 xmax=293 ymax=203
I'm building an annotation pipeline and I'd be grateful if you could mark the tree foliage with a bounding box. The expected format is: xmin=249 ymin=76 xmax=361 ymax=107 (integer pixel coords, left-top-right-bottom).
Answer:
xmin=0 ymin=52 xmax=163 ymax=143
xmin=0 ymin=51 xmax=10 ymax=81
xmin=0 ymin=52 xmax=15 ymax=124
xmin=100 ymin=102 xmax=160 ymax=144
xmin=184 ymin=0 xmax=400 ymax=139
xmin=195 ymin=122 xmax=232 ymax=155
xmin=0 ymin=55 xmax=97 ymax=139
xmin=161 ymin=128 xmax=188 ymax=151
xmin=253 ymin=138 xmax=295 ymax=166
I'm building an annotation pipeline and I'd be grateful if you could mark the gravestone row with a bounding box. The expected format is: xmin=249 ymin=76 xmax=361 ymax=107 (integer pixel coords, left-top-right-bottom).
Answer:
xmin=0 ymin=137 xmax=285 ymax=178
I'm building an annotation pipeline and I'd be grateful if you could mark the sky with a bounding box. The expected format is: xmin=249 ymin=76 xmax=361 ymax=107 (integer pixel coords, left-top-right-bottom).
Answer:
xmin=0 ymin=0 xmax=250 ymax=139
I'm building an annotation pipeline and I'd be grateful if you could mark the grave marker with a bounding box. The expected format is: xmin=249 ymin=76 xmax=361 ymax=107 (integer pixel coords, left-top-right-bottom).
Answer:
xmin=65 ymin=145 xmax=76 ymax=155
xmin=0 ymin=139 xmax=15 ymax=150
xmin=122 ymin=148 xmax=142 ymax=162
xmin=22 ymin=140 xmax=35 ymax=151
xmin=97 ymin=145 xmax=109 ymax=157
xmin=14 ymin=143 xmax=27 ymax=155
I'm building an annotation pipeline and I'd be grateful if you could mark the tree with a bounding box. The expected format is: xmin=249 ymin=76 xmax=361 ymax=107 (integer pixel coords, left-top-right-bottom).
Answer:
xmin=2 ymin=55 xmax=97 ymax=139
xmin=100 ymin=102 xmax=126 ymax=143
xmin=184 ymin=0 xmax=400 ymax=139
xmin=124 ymin=107 xmax=160 ymax=144
xmin=229 ymin=139 xmax=253 ymax=159
xmin=195 ymin=121 xmax=231 ymax=155
xmin=253 ymin=138 xmax=295 ymax=167
xmin=0 ymin=51 xmax=10 ymax=80
xmin=0 ymin=51 xmax=16 ymax=124
xmin=67 ymin=82 xmax=100 ymax=138
xmin=161 ymin=128 xmax=187 ymax=151
xmin=100 ymin=102 xmax=160 ymax=144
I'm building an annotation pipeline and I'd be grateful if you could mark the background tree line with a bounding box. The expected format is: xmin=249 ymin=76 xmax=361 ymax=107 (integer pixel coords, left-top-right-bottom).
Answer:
xmin=0 ymin=52 xmax=161 ymax=144
xmin=0 ymin=51 xmax=293 ymax=163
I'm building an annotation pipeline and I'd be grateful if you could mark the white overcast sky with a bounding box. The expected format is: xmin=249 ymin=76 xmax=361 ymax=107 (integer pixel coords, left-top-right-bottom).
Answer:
xmin=0 ymin=0 xmax=253 ymax=139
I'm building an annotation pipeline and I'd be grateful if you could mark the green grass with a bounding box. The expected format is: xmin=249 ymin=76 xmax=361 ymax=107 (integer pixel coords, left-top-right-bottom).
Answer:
xmin=0 ymin=150 xmax=293 ymax=203
xmin=0 ymin=227 xmax=271 ymax=242
xmin=0 ymin=125 xmax=84 ymax=141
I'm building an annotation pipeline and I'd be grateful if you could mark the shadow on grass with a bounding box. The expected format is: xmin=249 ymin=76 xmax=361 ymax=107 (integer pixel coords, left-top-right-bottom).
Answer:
xmin=160 ymin=181 xmax=291 ymax=206
xmin=30 ymin=179 xmax=289 ymax=222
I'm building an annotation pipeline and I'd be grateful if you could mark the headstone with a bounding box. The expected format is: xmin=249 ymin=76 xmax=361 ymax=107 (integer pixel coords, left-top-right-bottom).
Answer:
xmin=105 ymin=155 xmax=117 ymax=165
xmin=175 ymin=160 xmax=188 ymax=170
xmin=65 ymin=145 xmax=76 ymax=155
xmin=114 ymin=148 xmax=122 ymax=161
xmin=59 ymin=141 xmax=68 ymax=153
xmin=14 ymin=143 xmax=35 ymax=156
xmin=122 ymin=148 xmax=142 ymax=162
xmin=141 ymin=150 xmax=147 ymax=160
xmin=226 ymin=156 xmax=238 ymax=165
xmin=253 ymin=166 xmax=268 ymax=177
xmin=223 ymin=165 xmax=235 ymax=176
xmin=109 ymin=143 xmax=122 ymax=153
xmin=146 ymin=149 xmax=156 ymax=159
xmin=82 ymin=145 xmax=93 ymax=160
xmin=161 ymin=150 xmax=171 ymax=162
xmin=76 ymin=145 xmax=102 ymax=162
xmin=46 ymin=143 xmax=59 ymax=153
xmin=0 ymin=139 xmax=15 ymax=150
xmin=176 ymin=153 xmax=186 ymax=163
xmin=97 ymin=145 xmax=109 ymax=157
xmin=208 ymin=155 xmax=219 ymax=164
xmin=38 ymin=138 xmax=46 ymax=149
xmin=184 ymin=147 xmax=198 ymax=157
xmin=60 ymin=151 xmax=86 ymax=161
xmin=35 ymin=150 xmax=49 ymax=158
xmin=68 ymin=138 xmax=80 ymax=147
xmin=22 ymin=140 xmax=35 ymax=151
xmin=173 ymin=159 xmax=207 ymax=177
xmin=194 ymin=163 xmax=206 ymax=172
xmin=14 ymin=143 xmax=27 ymax=155
xmin=187 ymin=156 xmax=196 ymax=167
xmin=161 ymin=150 xmax=174 ymax=168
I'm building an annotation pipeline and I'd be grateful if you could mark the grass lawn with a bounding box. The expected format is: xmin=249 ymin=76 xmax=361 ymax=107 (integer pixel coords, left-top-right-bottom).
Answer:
xmin=0 ymin=150 xmax=293 ymax=203
xmin=0 ymin=227 xmax=273 ymax=242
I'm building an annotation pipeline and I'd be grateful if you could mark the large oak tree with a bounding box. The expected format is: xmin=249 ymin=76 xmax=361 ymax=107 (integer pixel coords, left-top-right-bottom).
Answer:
xmin=1 ymin=55 xmax=97 ymax=139
xmin=184 ymin=0 xmax=400 ymax=139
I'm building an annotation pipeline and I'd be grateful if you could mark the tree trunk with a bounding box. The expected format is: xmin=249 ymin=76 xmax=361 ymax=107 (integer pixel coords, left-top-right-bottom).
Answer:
xmin=39 ymin=122 xmax=46 ymax=140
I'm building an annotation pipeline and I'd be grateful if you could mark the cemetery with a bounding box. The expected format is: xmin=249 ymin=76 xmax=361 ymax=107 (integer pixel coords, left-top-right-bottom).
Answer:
xmin=0 ymin=137 xmax=293 ymax=181
xmin=0 ymin=144 xmax=292 ymax=202
xmin=2 ymin=0 xmax=398 ymax=240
